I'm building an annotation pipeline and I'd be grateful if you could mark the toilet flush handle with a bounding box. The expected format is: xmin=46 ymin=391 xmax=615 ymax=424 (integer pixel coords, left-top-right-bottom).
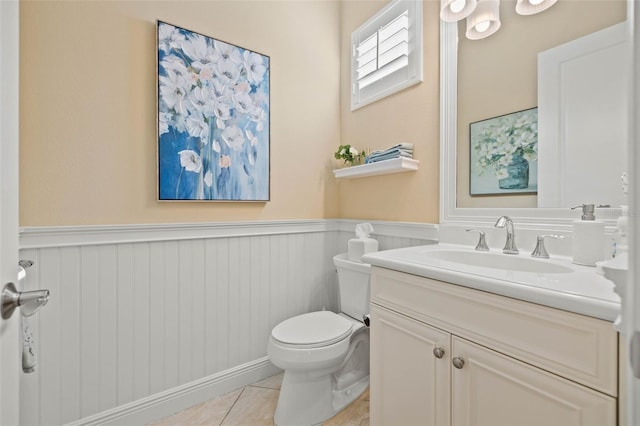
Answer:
xmin=363 ymin=314 xmax=370 ymax=327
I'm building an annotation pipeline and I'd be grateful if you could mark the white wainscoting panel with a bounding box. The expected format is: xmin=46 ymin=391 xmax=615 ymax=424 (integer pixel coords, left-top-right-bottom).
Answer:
xmin=18 ymin=220 xmax=436 ymax=425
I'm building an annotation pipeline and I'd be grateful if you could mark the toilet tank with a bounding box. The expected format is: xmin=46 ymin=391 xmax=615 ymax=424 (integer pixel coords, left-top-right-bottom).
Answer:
xmin=333 ymin=253 xmax=371 ymax=321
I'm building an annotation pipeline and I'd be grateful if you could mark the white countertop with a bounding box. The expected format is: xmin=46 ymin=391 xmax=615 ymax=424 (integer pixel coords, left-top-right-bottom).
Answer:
xmin=362 ymin=243 xmax=621 ymax=322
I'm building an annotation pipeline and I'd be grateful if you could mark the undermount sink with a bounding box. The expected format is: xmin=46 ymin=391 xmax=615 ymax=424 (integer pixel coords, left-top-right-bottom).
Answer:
xmin=422 ymin=249 xmax=574 ymax=274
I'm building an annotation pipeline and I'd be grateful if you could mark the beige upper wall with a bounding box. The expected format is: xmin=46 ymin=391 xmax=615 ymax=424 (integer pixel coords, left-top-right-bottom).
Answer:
xmin=338 ymin=0 xmax=441 ymax=223
xmin=456 ymin=0 xmax=626 ymax=208
xmin=20 ymin=0 xmax=341 ymax=226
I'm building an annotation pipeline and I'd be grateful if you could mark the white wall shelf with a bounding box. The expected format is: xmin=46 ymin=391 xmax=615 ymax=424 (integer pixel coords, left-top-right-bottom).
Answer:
xmin=333 ymin=157 xmax=419 ymax=179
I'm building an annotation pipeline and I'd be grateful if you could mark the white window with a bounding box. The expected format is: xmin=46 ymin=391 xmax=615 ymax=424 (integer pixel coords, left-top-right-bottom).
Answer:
xmin=351 ymin=0 xmax=423 ymax=111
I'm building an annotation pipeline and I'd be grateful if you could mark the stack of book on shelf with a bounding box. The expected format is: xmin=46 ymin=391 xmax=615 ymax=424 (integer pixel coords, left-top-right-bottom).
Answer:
xmin=365 ymin=143 xmax=413 ymax=164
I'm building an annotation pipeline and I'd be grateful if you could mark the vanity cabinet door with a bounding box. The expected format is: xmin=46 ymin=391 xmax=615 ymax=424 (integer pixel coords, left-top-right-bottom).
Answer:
xmin=370 ymin=304 xmax=450 ymax=426
xmin=451 ymin=337 xmax=616 ymax=426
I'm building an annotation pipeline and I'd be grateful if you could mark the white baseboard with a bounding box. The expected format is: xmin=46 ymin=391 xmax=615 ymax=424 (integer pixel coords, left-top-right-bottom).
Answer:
xmin=65 ymin=357 xmax=281 ymax=426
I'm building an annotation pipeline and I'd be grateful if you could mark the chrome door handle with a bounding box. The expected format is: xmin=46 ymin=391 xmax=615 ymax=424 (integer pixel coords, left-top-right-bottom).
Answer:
xmin=1 ymin=261 xmax=49 ymax=320
xmin=1 ymin=283 xmax=49 ymax=319
xmin=433 ymin=347 xmax=445 ymax=359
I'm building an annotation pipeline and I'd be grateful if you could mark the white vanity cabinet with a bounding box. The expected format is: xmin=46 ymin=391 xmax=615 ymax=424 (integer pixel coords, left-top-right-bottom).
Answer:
xmin=369 ymin=266 xmax=618 ymax=426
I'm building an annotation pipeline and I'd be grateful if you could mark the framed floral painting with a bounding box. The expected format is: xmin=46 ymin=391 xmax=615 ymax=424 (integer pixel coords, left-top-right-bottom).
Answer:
xmin=157 ymin=21 xmax=270 ymax=201
xmin=469 ymin=107 xmax=538 ymax=196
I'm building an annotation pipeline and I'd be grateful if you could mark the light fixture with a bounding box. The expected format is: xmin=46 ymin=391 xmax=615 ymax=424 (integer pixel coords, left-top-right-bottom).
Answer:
xmin=515 ymin=0 xmax=557 ymax=15
xmin=466 ymin=0 xmax=501 ymax=40
xmin=440 ymin=0 xmax=556 ymax=40
xmin=440 ymin=0 xmax=478 ymax=22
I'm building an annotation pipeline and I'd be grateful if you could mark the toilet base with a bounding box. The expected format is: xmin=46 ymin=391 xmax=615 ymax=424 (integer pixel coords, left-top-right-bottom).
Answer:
xmin=274 ymin=371 xmax=369 ymax=426
xmin=273 ymin=331 xmax=369 ymax=426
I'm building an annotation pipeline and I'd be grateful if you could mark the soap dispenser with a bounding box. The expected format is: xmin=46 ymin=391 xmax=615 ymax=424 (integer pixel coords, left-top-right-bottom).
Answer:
xmin=570 ymin=204 xmax=605 ymax=266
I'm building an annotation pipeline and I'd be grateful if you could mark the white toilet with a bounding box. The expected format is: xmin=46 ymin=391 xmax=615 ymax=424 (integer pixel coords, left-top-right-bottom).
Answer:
xmin=267 ymin=253 xmax=371 ymax=426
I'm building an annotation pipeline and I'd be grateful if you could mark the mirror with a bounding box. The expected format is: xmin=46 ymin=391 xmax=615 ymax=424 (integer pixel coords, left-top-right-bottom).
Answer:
xmin=440 ymin=0 xmax=628 ymax=226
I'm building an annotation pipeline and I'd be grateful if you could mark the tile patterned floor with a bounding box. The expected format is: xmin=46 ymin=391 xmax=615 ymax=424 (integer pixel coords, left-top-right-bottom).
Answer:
xmin=148 ymin=373 xmax=369 ymax=426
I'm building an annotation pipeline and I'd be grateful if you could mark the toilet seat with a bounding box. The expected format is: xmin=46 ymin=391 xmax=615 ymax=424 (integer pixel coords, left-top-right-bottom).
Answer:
xmin=271 ymin=311 xmax=353 ymax=349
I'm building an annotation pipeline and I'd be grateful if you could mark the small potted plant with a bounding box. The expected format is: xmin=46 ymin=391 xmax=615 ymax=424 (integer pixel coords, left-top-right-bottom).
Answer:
xmin=334 ymin=144 xmax=365 ymax=167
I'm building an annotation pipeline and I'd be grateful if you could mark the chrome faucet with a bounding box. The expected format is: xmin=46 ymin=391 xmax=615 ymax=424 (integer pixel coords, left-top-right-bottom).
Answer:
xmin=494 ymin=216 xmax=519 ymax=255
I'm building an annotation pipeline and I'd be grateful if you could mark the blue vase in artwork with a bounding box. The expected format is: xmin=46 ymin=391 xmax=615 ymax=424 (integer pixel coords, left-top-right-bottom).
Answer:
xmin=498 ymin=151 xmax=529 ymax=190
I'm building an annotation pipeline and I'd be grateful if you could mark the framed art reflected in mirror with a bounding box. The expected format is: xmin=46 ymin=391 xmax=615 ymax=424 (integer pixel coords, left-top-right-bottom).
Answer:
xmin=469 ymin=107 xmax=538 ymax=196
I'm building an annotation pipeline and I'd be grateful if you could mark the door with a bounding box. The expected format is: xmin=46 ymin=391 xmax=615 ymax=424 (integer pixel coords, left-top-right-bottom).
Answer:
xmin=370 ymin=304 xmax=450 ymax=426
xmin=0 ymin=0 xmax=21 ymax=424
xmin=537 ymin=22 xmax=628 ymax=208
xmin=451 ymin=337 xmax=616 ymax=426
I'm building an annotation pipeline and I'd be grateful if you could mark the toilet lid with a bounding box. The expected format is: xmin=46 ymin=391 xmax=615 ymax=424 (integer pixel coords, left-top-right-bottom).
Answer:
xmin=271 ymin=311 xmax=353 ymax=348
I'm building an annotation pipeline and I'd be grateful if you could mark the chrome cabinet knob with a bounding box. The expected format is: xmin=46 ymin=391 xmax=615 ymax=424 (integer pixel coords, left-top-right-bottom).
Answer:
xmin=452 ymin=357 xmax=465 ymax=369
xmin=433 ymin=347 xmax=445 ymax=359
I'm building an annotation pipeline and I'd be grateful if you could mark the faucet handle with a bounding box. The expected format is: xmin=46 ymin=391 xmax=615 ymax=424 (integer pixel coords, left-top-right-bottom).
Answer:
xmin=466 ymin=229 xmax=489 ymax=251
xmin=531 ymin=234 xmax=565 ymax=259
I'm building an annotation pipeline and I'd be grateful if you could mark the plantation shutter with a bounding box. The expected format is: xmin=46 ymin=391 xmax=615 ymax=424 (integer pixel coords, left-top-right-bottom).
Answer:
xmin=351 ymin=0 xmax=423 ymax=110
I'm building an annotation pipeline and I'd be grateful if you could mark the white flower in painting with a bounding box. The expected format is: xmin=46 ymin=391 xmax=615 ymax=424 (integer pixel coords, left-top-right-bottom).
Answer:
xmin=214 ymin=40 xmax=242 ymax=64
xmin=159 ymin=75 xmax=189 ymax=116
xmin=523 ymin=143 xmax=537 ymax=162
xmin=204 ymin=170 xmax=213 ymax=187
xmin=172 ymin=113 xmax=187 ymax=134
xmin=178 ymin=150 xmax=203 ymax=173
xmin=246 ymin=129 xmax=258 ymax=147
xmin=192 ymin=60 xmax=216 ymax=81
xmin=181 ymin=33 xmax=210 ymax=63
xmin=159 ymin=57 xmax=192 ymax=115
xmin=188 ymin=86 xmax=216 ymax=117
xmin=158 ymin=23 xmax=185 ymax=54
xmin=250 ymin=107 xmax=266 ymax=132
xmin=211 ymin=77 xmax=231 ymax=98
xmin=213 ymin=97 xmax=232 ymax=122
xmin=161 ymin=55 xmax=190 ymax=82
xmin=232 ymin=91 xmax=254 ymax=114
xmin=243 ymin=51 xmax=266 ymax=84
xmin=217 ymin=60 xmax=241 ymax=85
xmin=186 ymin=116 xmax=210 ymax=141
xmin=212 ymin=139 xmax=221 ymax=153
xmin=159 ymin=112 xmax=171 ymax=135
xmin=496 ymin=168 xmax=509 ymax=179
xmin=222 ymin=125 xmax=245 ymax=151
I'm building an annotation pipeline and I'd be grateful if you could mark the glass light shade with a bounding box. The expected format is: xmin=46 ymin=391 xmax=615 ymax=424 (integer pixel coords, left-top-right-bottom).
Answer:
xmin=440 ymin=0 xmax=478 ymax=22
xmin=466 ymin=0 xmax=501 ymax=40
xmin=515 ymin=0 xmax=557 ymax=15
